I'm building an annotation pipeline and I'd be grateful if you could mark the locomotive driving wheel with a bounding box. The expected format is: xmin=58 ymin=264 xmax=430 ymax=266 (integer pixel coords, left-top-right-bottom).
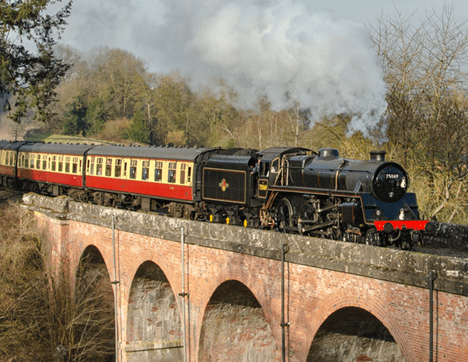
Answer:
xmin=276 ymin=198 xmax=294 ymax=231
xmin=365 ymin=227 xmax=383 ymax=247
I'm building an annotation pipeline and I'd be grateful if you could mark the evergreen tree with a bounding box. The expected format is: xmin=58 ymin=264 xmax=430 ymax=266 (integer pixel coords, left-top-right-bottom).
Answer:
xmin=86 ymin=98 xmax=106 ymax=134
xmin=0 ymin=0 xmax=72 ymax=122
xmin=125 ymin=110 xmax=150 ymax=144
xmin=62 ymin=100 xmax=87 ymax=135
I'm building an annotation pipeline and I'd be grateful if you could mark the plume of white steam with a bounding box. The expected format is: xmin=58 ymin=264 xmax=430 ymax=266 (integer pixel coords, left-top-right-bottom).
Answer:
xmin=150 ymin=0 xmax=387 ymax=138
xmin=59 ymin=0 xmax=388 ymax=137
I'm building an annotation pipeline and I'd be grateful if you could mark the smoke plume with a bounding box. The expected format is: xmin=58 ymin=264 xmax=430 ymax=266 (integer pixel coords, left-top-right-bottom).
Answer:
xmin=60 ymin=0 xmax=388 ymax=137
xmin=146 ymin=0 xmax=387 ymax=137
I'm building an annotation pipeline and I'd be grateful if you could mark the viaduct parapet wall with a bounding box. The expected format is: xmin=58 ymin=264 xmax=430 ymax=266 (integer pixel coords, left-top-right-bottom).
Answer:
xmin=22 ymin=193 xmax=468 ymax=362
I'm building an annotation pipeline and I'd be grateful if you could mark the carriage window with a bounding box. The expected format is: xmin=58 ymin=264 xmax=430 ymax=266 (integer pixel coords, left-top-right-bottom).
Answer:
xmin=66 ymin=157 xmax=71 ymax=173
xmin=30 ymin=154 xmax=35 ymax=169
xmin=51 ymin=156 xmax=56 ymax=171
xmin=58 ymin=156 xmax=63 ymax=172
xmin=155 ymin=161 xmax=163 ymax=182
xmin=36 ymin=154 xmax=41 ymax=169
xmin=21 ymin=154 xmax=25 ymax=168
xmin=3 ymin=152 xmax=7 ymax=166
xmin=188 ymin=166 xmax=192 ymax=183
xmin=72 ymin=157 xmax=79 ymax=174
xmin=42 ymin=157 xmax=47 ymax=170
xmin=114 ymin=159 xmax=122 ymax=177
xmin=130 ymin=160 xmax=137 ymax=179
xmin=87 ymin=157 xmax=93 ymax=175
xmin=10 ymin=152 xmax=15 ymax=167
xmin=180 ymin=163 xmax=186 ymax=184
xmin=168 ymin=162 xmax=177 ymax=183
xmin=142 ymin=160 xmax=149 ymax=180
xmin=105 ymin=158 xmax=112 ymax=177
xmin=96 ymin=158 xmax=103 ymax=175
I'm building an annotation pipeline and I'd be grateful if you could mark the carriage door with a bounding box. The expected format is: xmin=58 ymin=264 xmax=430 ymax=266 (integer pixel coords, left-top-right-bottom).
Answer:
xmin=48 ymin=156 xmax=52 ymax=182
xmin=121 ymin=159 xmax=130 ymax=191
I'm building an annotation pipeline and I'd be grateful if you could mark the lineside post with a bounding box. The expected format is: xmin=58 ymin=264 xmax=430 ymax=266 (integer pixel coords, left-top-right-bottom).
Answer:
xmin=281 ymin=243 xmax=290 ymax=362
xmin=179 ymin=227 xmax=189 ymax=362
xmin=111 ymin=215 xmax=120 ymax=362
xmin=429 ymin=270 xmax=437 ymax=362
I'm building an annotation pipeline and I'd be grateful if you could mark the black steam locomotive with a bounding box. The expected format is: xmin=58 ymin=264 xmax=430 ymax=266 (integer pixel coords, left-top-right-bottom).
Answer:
xmin=0 ymin=141 xmax=431 ymax=249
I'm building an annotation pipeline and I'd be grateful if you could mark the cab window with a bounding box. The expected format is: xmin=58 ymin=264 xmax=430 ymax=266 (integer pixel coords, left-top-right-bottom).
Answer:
xmin=271 ymin=158 xmax=279 ymax=173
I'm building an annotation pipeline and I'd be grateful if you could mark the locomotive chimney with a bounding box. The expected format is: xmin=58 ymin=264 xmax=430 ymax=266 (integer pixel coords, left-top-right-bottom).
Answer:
xmin=370 ymin=150 xmax=386 ymax=162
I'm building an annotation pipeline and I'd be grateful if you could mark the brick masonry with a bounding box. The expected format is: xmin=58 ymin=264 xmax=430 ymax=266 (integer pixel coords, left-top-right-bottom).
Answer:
xmin=23 ymin=194 xmax=468 ymax=362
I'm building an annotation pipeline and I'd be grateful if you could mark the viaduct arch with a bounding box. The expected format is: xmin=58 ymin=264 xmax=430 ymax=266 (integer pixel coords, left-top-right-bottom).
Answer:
xmin=25 ymin=194 xmax=468 ymax=362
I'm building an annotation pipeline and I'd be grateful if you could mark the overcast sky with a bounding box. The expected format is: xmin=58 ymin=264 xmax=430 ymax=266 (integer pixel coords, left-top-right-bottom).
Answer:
xmin=55 ymin=0 xmax=468 ymax=74
xmin=45 ymin=0 xmax=468 ymax=136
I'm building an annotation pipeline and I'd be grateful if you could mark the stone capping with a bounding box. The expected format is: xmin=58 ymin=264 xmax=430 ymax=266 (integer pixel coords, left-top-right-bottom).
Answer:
xmin=22 ymin=193 xmax=468 ymax=296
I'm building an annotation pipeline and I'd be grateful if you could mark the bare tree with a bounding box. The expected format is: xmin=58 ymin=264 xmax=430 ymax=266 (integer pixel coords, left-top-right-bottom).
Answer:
xmin=0 ymin=204 xmax=115 ymax=362
xmin=371 ymin=3 xmax=468 ymax=222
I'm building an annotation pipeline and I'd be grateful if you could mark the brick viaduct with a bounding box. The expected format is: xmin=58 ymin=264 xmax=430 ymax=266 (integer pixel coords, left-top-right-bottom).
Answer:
xmin=23 ymin=194 xmax=468 ymax=362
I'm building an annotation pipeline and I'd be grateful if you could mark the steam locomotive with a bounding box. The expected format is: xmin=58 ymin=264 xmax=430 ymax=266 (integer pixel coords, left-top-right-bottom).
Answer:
xmin=0 ymin=140 xmax=432 ymax=249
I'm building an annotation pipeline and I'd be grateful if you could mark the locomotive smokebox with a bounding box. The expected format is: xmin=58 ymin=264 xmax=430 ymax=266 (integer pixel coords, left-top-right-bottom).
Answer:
xmin=370 ymin=150 xmax=386 ymax=162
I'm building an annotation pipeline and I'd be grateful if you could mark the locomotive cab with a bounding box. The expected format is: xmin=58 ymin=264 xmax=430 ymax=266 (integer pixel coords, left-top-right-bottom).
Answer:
xmin=256 ymin=147 xmax=313 ymax=186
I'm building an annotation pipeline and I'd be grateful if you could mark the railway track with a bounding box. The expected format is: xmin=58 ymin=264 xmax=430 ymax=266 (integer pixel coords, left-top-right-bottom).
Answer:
xmin=3 ymin=186 xmax=467 ymax=258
